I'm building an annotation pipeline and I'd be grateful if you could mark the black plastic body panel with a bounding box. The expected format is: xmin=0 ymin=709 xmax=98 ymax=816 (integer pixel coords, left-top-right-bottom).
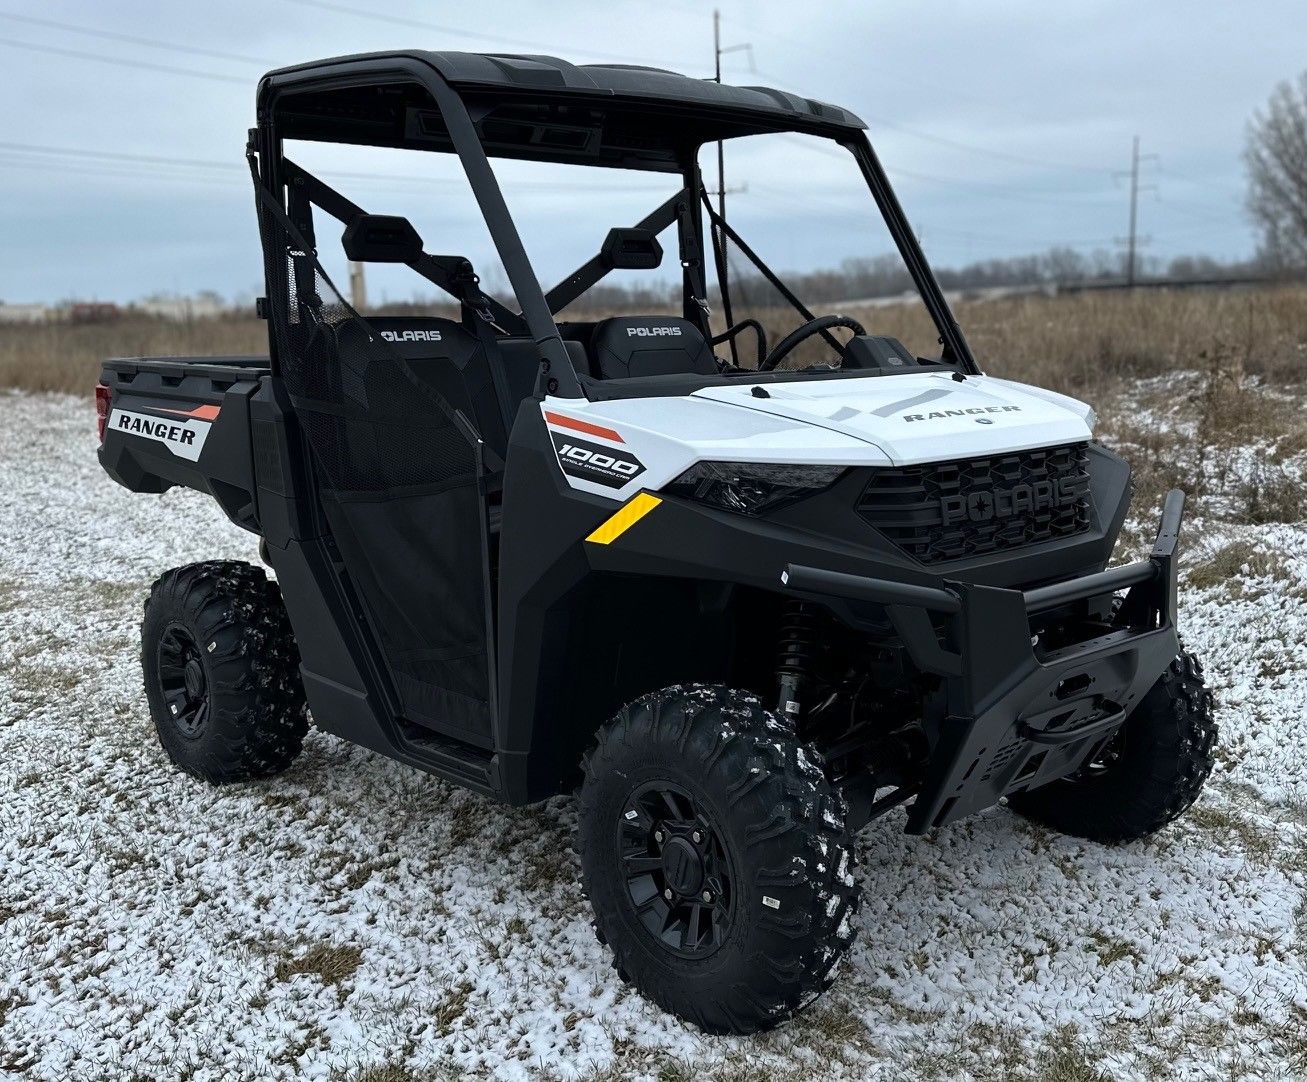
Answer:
xmin=764 ymin=443 xmax=1131 ymax=591
xmin=97 ymin=356 xmax=270 ymax=531
xmin=781 ymin=492 xmax=1186 ymax=832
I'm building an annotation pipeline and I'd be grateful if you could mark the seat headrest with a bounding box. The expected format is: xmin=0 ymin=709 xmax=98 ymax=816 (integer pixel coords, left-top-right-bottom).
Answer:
xmin=590 ymin=317 xmax=717 ymax=381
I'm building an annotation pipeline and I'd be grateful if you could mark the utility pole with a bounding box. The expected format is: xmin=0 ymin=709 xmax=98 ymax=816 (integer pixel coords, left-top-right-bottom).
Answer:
xmin=348 ymin=260 xmax=367 ymax=311
xmin=711 ymin=12 xmax=753 ymax=230
xmin=713 ymin=8 xmax=723 ymax=230
xmin=1125 ymin=136 xmax=1141 ymax=287
xmin=710 ymin=11 xmax=753 ymax=363
xmin=711 ymin=8 xmax=753 ymax=361
xmin=1116 ymin=136 xmax=1156 ymax=287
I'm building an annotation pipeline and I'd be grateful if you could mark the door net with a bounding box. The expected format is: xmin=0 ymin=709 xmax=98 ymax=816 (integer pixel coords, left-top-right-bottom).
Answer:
xmin=257 ymin=194 xmax=493 ymax=740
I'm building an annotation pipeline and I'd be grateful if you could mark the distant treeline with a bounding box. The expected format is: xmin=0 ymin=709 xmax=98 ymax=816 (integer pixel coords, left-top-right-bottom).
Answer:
xmin=526 ymin=248 xmax=1272 ymax=314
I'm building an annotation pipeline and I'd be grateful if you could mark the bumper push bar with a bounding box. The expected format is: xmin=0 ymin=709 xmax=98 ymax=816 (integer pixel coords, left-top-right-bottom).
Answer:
xmin=781 ymin=489 xmax=1186 ymax=834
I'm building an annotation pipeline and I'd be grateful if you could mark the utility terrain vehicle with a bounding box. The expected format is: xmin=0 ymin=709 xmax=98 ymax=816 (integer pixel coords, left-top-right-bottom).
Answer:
xmin=98 ymin=51 xmax=1216 ymax=1033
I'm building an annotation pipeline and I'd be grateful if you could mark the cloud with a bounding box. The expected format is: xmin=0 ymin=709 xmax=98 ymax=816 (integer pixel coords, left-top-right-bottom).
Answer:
xmin=0 ymin=0 xmax=1301 ymax=303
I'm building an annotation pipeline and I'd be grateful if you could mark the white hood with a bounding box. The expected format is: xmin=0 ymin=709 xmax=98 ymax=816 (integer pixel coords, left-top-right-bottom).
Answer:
xmin=692 ymin=372 xmax=1095 ymax=466
xmin=540 ymin=372 xmax=1095 ymax=502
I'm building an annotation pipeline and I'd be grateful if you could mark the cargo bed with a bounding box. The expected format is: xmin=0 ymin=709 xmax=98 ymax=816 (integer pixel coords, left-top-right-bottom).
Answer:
xmin=98 ymin=355 xmax=273 ymax=532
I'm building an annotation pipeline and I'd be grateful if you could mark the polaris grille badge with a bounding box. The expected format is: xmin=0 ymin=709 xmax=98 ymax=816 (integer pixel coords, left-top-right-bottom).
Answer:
xmin=940 ymin=475 xmax=1087 ymax=524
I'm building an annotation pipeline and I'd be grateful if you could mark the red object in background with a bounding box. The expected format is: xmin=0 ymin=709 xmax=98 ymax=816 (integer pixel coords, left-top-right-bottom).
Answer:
xmin=70 ymin=302 xmax=121 ymax=325
xmin=95 ymin=383 xmax=111 ymax=442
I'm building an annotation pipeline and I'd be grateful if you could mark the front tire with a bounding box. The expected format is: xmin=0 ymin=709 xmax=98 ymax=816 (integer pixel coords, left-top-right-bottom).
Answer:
xmin=142 ymin=561 xmax=308 ymax=783
xmin=1007 ymin=651 xmax=1216 ymax=842
xmin=578 ymin=685 xmax=858 ymax=1034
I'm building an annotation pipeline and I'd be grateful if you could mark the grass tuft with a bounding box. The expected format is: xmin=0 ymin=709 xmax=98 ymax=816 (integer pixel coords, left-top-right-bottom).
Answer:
xmin=1187 ymin=541 xmax=1289 ymax=589
xmin=274 ymin=942 xmax=363 ymax=989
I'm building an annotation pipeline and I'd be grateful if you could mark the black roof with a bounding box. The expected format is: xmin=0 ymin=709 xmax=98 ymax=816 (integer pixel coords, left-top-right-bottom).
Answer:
xmin=261 ymin=50 xmax=866 ymax=131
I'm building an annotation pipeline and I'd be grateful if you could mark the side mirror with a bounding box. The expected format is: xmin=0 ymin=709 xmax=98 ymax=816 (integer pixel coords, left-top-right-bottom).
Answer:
xmin=342 ymin=214 xmax=424 ymax=263
xmin=600 ymin=227 xmax=663 ymax=271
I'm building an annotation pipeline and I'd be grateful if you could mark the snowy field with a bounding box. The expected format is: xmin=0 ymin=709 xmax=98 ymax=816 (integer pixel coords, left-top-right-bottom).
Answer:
xmin=1 ymin=387 xmax=1305 ymax=1081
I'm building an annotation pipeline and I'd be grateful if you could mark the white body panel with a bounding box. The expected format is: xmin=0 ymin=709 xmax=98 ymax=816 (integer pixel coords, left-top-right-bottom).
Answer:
xmin=692 ymin=373 xmax=1093 ymax=465
xmin=541 ymin=372 xmax=1095 ymax=501
xmin=107 ymin=408 xmax=212 ymax=463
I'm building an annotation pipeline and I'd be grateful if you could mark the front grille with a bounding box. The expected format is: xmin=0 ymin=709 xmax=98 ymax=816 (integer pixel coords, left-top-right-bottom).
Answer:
xmin=857 ymin=443 xmax=1092 ymax=564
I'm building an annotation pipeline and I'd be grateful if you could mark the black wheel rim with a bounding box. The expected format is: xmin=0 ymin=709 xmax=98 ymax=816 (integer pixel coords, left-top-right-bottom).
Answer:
xmin=619 ymin=782 xmax=735 ymax=959
xmin=157 ymin=623 xmax=210 ymax=739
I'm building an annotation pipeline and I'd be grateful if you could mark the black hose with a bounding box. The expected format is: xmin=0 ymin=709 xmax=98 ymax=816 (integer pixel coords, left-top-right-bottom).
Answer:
xmin=711 ymin=319 xmax=769 ymax=369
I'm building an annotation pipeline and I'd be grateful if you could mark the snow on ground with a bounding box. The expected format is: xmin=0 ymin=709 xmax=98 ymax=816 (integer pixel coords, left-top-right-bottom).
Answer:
xmin=1 ymin=389 xmax=1305 ymax=1081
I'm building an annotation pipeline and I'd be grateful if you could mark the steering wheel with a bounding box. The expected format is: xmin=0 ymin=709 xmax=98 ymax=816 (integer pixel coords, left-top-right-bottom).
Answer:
xmin=759 ymin=314 xmax=867 ymax=372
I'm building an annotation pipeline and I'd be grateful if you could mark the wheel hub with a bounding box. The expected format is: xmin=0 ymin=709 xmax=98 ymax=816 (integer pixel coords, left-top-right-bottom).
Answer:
xmin=619 ymin=782 xmax=735 ymax=958
xmin=660 ymin=837 xmax=704 ymax=897
xmin=157 ymin=624 xmax=210 ymax=739
xmin=183 ymin=658 xmax=206 ymax=699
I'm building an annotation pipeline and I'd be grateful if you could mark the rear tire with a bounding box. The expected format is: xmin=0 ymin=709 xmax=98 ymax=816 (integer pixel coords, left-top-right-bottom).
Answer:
xmin=142 ymin=561 xmax=308 ymax=783
xmin=578 ymin=685 xmax=858 ymax=1034
xmin=1007 ymin=651 xmax=1216 ymax=843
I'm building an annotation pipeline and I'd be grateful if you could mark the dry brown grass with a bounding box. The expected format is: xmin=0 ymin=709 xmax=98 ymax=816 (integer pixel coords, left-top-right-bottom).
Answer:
xmin=732 ymin=283 xmax=1307 ymax=400
xmin=963 ymin=285 xmax=1307 ymax=394
xmin=1235 ymin=465 xmax=1307 ymax=524
xmin=1188 ymin=541 xmax=1289 ymax=589
xmin=0 ymin=316 xmax=267 ymax=395
xmin=273 ymin=942 xmax=363 ymax=989
xmin=7 ymin=284 xmax=1305 ymax=399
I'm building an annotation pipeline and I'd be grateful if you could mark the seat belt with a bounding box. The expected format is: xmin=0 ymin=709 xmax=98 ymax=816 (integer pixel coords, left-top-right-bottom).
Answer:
xmin=447 ymin=261 xmax=518 ymax=446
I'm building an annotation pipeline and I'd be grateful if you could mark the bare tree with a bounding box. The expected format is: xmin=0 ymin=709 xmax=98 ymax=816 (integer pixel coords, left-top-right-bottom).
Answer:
xmin=1245 ymin=72 xmax=1307 ymax=270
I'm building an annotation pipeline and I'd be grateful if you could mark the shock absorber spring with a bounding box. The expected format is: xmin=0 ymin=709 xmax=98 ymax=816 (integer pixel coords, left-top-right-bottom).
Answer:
xmin=775 ymin=600 xmax=819 ymax=720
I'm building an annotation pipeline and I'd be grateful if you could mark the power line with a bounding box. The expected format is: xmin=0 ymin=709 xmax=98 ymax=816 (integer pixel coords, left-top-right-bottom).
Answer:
xmin=0 ymin=10 xmax=276 ymax=65
xmin=863 ymin=115 xmax=1115 ymax=178
xmin=739 ymin=65 xmax=1115 ymax=178
xmin=0 ymin=35 xmax=247 ymax=83
xmin=0 ymin=141 xmax=240 ymax=170
xmin=774 ymin=133 xmax=1121 ymax=208
xmin=0 ymin=141 xmax=673 ymax=194
xmin=1155 ymin=164 xmax=1247 ymax=200
xmin=745 ymin=185 xmax=1116 ymax=248
xmin=0 ymin=154 xmax=240 ymax=188
xmin=275 ymin=0 xmax=700 ymax=69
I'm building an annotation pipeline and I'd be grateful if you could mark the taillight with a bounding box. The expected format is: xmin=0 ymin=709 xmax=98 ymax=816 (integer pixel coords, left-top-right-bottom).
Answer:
xmin=95 ymin=383 xmax=111 ymax=443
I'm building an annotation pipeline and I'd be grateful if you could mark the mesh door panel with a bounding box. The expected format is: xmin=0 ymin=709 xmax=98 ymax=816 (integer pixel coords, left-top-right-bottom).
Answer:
xmin=259 ymin=210 xmax=492 ymax=735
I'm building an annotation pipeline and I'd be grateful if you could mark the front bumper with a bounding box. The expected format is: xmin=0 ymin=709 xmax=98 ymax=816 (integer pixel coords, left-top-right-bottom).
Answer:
xmin=782 ymin=489 xmax=1186 ymax=834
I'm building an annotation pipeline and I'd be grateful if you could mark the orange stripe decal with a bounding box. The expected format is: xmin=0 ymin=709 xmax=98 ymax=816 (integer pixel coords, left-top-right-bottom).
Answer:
xmin=543 ymin=410 xmax=624 ymax=444
xmin=155 ymin=403 xmax=221 ymax=421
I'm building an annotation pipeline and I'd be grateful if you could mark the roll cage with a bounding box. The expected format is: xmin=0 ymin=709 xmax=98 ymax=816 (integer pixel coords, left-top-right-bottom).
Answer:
xmin=250 ymin=49 xmax=980 ymax=397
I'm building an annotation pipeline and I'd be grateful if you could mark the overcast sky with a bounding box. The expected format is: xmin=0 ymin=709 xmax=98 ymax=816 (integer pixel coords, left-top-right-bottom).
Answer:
xmin=1 ymin=0 xmax=1303 ymax=305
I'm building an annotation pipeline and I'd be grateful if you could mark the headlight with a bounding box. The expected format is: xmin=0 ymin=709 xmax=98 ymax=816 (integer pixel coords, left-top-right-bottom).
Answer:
xmin=663 ymin=462 xmax=846 ymax=516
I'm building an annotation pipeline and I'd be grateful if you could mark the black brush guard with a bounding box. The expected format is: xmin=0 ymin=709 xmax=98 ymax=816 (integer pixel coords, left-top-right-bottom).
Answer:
xmin=782 ymin=489 xmax=1186 ymax=833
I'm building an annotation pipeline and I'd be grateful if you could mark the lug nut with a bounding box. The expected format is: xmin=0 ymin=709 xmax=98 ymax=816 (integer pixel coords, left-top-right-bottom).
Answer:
xmin=654 ymin=830 xmax=664 ymax=843
xmin=702 ymin=890 xmax=712 ymax=903
xmin=691 ymin=830 xmax=702 ymax=843
xmin=664 ymin=888 xmax=673 ymax=900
